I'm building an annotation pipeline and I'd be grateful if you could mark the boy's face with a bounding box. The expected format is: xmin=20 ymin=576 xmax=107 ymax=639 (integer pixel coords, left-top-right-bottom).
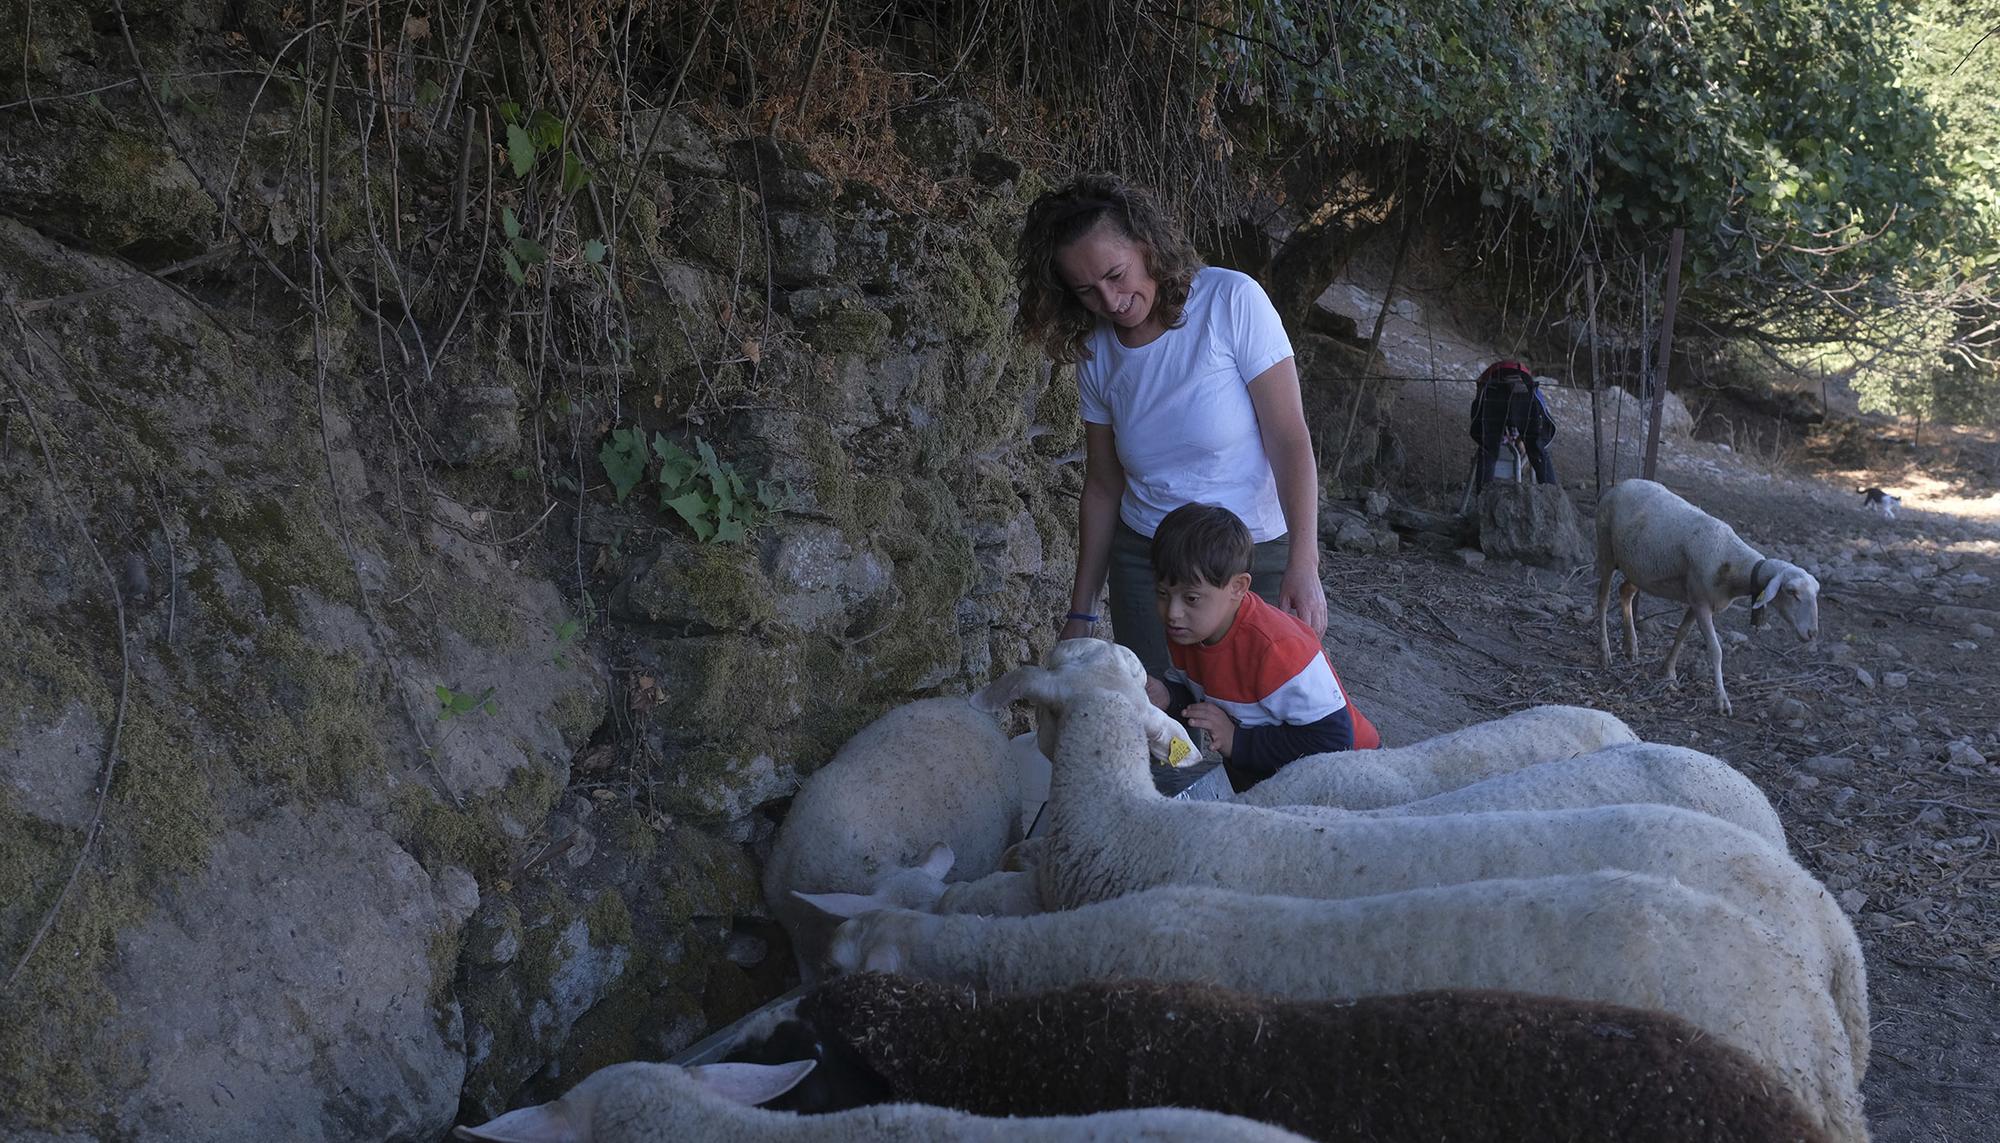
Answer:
xmin=1155 ymin=572 xmax=1252 ymax=646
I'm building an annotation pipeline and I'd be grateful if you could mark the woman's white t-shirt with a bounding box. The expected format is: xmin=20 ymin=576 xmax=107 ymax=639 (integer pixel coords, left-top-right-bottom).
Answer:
xmin=1076 ymin=266 xmax=1294 ymax=542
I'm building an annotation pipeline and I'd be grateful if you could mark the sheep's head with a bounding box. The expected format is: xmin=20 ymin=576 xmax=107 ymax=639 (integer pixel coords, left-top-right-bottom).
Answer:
xmin=1751 ymin=562 xmax=1820 ymax=643
xmin=969 ymin=637 xmax=1197 ymax=766
xmin=452 ymin=1060 xmax=816 ymax=1141
xmin=790 ymin=843 xmax=955 ymax=921
xmin=826 ymin=908 xmax=936 ymax=975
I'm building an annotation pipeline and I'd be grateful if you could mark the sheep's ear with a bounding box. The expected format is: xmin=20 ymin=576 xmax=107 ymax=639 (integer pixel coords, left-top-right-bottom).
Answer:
xmin=861 ymin=942 xmax=905 ymax=973
xmin=791 ymin=890 xmax=886 ymax=919
xmin=452 ymin=1098 xmax=587 ymax=1143
xmin=971 ymin=666 xmax=1053 ymax=713
xmin=688 ymin=1060 xmax=817 ymax=1108
xmin=916 ymin=842 xmax=955 ymax=880
xmin=1142 ymin=708 xmax=1200 ymax=767
xmin=1752 ymin=572 xmax=1785 ymax=611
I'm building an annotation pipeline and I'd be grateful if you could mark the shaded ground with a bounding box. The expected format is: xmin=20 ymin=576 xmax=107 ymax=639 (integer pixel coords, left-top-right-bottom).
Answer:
xmin=1327 ymin=420 xmax=2000 ymax=1141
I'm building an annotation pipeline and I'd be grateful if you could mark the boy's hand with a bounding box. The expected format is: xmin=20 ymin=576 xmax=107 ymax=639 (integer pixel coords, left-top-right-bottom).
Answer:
xmin=1144 ymin=675 xmax=1170 ymax=711
xmin=1183 ymin=702 xmax=1235 ymax=758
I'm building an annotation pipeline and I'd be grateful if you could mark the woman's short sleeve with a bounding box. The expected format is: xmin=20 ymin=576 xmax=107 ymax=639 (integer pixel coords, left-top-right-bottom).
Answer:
xmin=1224 ymin=274 xmax=1294 ymax=384
xmin=1076 ymin=354 xmax=1113 ymax=425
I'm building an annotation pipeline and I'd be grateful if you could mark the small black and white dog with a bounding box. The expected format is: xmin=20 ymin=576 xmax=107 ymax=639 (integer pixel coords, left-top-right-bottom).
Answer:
xmin=1857 ymin=487 xmax=1901 ymax=520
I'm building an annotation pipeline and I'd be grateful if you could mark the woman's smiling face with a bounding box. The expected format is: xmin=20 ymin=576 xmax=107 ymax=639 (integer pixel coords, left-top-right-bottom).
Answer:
xmin=1053 ymin=223 xmax=1161 ymax=336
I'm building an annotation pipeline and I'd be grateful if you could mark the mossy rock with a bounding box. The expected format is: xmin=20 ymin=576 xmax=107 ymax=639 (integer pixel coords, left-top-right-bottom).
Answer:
xmin=394 ymin=761 xmax=566 ymax=884
xmin=671 ymin=179 xmax=766 ymax=275
xmin=646 ymin=635 xmax=808 ymax=746
xmin=11 ymin=116 xmax=221 ymax=262
xmin=615 ymin=541 xmax=775 ymax=633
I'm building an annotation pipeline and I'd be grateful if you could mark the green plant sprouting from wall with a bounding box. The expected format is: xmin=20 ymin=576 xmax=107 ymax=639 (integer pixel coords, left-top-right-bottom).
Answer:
xmin=598 ymin=428 xmax=788 ymax=544
xmin=435 ymin=684 xmax=499 ymax=721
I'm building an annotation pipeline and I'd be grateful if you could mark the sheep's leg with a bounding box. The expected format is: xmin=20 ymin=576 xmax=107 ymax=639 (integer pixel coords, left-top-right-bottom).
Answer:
xmin=1662 ymin=608 xmax=1697 ymax=687
xmin=1595 ymin=573 xmax=1616 ymax=667
xmin=1699 ymin=606 xmax=1732 ymax=715
xmin=1617 ymin=582 xmax=1641 ymax=661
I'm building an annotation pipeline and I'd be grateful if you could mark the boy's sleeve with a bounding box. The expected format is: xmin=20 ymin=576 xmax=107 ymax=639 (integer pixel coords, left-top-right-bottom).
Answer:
xmin=1228 ymin=706 xmax=1355 ymax=785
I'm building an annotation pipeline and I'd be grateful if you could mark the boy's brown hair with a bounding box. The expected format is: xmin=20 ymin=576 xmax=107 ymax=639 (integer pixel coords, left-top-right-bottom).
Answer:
xmin=1151 ymin=503 xmax=1253 ymax=587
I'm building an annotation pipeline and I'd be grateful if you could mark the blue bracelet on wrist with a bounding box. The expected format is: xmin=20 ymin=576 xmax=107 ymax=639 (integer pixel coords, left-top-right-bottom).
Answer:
xmin=1063 ymin=611 xmax=1099 ymax=625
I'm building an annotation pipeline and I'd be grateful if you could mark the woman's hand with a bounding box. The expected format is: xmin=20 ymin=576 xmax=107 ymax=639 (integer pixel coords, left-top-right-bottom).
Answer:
xmin=1058 ymin=617 xmax=1095 ymax=641
xmin=1281 ymin=559 xmax=1328 ymax=637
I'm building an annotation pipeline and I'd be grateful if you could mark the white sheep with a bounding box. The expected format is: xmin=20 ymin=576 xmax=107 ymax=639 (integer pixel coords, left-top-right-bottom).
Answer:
xmin=1594 ymin=478 xmax=1821 ymax=714
xmin=762 ymin=698 xmax=1022 ymax=980
xmin=764 ymin=642 xmax=1193 ymax=978
xmin=1262 ymin=741 xmax=1787 ymax=851
xmin=1238 ymin=704 xmax=1638 ymax=809
xmin=812 ymin=738 xmax=1791 ymax=915
xmin=994 ymin=685 xmax=1867 ymax=1071
xmin=793 ymin=847 xmax=1044 ymax=921
xmin=451 ymin=1057 xmax=1313 ymax=1142
xmin=970 ymin=637 xmax=1197 ymax=767
xmin=825 ymin=874 xmax=1867 ymax=1143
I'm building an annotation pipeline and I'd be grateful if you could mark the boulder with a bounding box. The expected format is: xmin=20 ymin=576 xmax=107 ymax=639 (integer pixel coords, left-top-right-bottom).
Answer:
xmin=1475 ymin=484 xmax=1591 ymax=569
xmin=105 ymin=807 xmax=469 ymax=1141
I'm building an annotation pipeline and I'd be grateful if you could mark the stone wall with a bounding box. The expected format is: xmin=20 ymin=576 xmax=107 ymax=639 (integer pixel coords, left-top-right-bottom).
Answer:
xmin=0 ymin=8 xmax=1074 ymax=1137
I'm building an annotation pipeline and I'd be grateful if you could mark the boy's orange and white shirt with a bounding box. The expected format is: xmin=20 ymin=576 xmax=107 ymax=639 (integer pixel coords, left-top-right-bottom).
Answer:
xmin=1164 ymin=591 xmax=1350 ymax=728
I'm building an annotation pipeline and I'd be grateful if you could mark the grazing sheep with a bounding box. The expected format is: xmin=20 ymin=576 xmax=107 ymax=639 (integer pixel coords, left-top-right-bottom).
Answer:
xmin=1594 ymin=478 xmax=1821 ymax=714
xmin=1239 ymin=704 xmax=1637 ymax=809
xmin=824 ymin=875 xmax=1866 ymax=1143
xmin=995 ymin=687 xmax=1867 ymax=1071
xmin=1265 ymin=741 xmax=1787 ymax=851
xmin=747 ymin=972 xmax=1831 ymax=1143
xmin=762 ymin=698 xmax=1022 ymax=980
xmin=450 ymin=1057 xmax=1314 ymax=1142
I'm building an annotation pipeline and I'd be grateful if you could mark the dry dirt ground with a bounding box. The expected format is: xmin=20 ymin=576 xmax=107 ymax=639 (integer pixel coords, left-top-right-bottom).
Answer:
xmin=1325 ymin=415 xmax=2000 ymax=1142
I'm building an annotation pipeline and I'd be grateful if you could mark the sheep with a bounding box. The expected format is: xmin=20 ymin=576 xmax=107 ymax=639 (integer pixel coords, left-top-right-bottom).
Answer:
xmin=762 ymin=698 xmax=1023 ymax=980
xmin=767 ymin=640 xmax=1194 ymax=975
xmin=1261 ymin=740 xmax=1788 ymax=851
xmin=1594 ymin=478 xmax=1821 ymax=715
xmin=822 ymin=738 xmax=1796 ymax=916
xmin=744 ymin=972 xmax=1833 ymax=1143
xmin=824 ymin=874 xmax=1866 ymax=1143
xmin=987 ymin=685 xmax=1867 ymax=1071
xmin=1239 ymin=704 xmax=1638 ymax=809
xmin=970 ymin=636 xmax=1197 ymax=768
xmin=794 ymin=847 xmax=1044 ymax=921
xmin=450 ymin=1057 xmax=1314 ymax=1142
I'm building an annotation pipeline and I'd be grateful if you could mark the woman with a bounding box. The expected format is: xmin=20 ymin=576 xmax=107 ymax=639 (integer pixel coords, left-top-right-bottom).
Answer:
xmin=1013 ymin=174 xmax=1326 ymax=677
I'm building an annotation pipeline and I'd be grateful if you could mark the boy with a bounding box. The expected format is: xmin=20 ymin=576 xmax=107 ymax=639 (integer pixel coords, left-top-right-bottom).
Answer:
xmin=1147 ymin=502 xmax=1379 ymax=793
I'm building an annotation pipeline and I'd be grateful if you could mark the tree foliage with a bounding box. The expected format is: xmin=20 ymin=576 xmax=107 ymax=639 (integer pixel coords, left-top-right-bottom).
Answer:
xmin=1208 ymin=1 xmax=1983 ymax=380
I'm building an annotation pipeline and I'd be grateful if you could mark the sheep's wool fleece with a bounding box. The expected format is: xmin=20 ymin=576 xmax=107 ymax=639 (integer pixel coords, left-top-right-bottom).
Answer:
xmin=805 ymin=974 xmax=1831 ymax=1143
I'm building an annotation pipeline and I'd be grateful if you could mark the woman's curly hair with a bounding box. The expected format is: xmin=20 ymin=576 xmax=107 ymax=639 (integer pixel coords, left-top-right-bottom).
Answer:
xmin=1012 ymin=174 xmax=1203 ymax=364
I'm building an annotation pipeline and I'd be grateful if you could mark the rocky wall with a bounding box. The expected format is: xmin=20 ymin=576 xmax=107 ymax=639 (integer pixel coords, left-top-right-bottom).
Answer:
xmin=0 ymin=8 xmax=1075 ymax=1138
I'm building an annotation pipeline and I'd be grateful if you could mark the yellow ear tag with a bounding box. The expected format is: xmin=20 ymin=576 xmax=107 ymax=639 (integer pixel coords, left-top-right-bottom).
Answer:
xmin=1166 ymin=736 xmax=1193 ymax=768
